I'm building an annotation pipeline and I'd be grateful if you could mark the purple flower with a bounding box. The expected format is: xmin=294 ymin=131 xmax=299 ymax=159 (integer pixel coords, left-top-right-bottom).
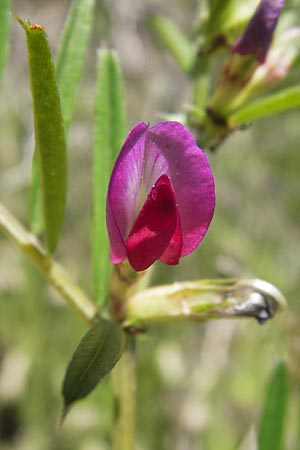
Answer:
xmin=232 ymin=0 xmax=285 ymax=63
xmin=106 ymin=122 xmax=215 ymax=272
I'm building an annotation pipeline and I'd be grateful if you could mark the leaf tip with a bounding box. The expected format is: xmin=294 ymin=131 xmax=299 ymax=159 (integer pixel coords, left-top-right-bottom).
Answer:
xmin=60 ymin=404 xmax=70 ymax=427
xmin=11 ymin=13 xmax=28 ymax=29
xmin=11 ymin=13 xmax=44 ymax=32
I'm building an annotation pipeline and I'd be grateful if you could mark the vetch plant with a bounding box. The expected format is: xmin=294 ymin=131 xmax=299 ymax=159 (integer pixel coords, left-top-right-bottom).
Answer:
xmin=0 ymin=1 xmax=297 ymax=449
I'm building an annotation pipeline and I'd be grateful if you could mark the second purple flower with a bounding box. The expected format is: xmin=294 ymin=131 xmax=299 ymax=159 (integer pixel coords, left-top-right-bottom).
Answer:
xmin=233 ymin=0 xmax=285 ymax=63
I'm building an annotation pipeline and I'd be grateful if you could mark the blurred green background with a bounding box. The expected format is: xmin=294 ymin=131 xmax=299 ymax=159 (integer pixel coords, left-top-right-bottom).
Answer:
xmin=1 ymin=1 xmax=299 ymax=449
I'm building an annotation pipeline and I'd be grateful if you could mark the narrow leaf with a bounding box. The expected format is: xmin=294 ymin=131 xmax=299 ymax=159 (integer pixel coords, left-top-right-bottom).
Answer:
xmin=92 ymin=49 xmax=126 ymax=304
xmin=148 ymin=14 xmax=194 ymax=73
xmin=28 ymin=0 xmax=94 ymax=236
xmin=231 ymin=86 xmax=300 ymax=124
xmin=258 ymin=362 xmax=289 ymax=450
xmin=29 ymin=150 xmax=43 ymax=234
xmin=56 ymin=0 xmax=95 ymax=135
xmin=0 ymin=0 xmax=11 ymax=80
xmin=62 ymin=317 xmax=124 ymax=414
xmin=16 ymin=16 xmax=67 ymax=253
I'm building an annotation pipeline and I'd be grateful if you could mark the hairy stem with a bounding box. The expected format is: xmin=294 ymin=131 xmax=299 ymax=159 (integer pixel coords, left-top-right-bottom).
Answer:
xmin=112 ymin=336 xmax=136 ymax=450
xmin=109 ymin=262 xmax=153 ymax=450
xmin=191 ymin=59 xmax=210 ymax=109
xmin=0 ymin=202 xmax=97 ymax=323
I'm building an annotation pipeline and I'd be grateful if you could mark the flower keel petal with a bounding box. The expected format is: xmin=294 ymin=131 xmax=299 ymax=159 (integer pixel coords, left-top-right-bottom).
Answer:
xmin=125 ymin=174 xmax=182 ymax=271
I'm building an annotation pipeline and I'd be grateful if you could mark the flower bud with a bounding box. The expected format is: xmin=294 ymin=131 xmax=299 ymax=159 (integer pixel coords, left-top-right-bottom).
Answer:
xmin=232 ymin=0 xmax=285 ymax=63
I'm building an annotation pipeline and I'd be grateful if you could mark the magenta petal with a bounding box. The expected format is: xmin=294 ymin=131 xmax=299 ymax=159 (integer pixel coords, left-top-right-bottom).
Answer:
xmin=159 ymin=213 xmax=182 ymax=265
xmin=125 ymin=175 xmax=181 ymax=271
xmin=144 ymin=122 xmax=215 ymax=258
xmin=106 ymin=120 xmax=215 ymax=271
xmin=106 ymin=123 xmax=148 ymax=263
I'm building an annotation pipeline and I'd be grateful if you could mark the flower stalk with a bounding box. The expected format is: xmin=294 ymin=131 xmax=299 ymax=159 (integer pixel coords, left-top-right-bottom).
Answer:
xmin=109 ymin=264 xmax=153 ymax=450
xmin=112 ymin=335 xmax=136 ymax=450
xmin=109 ymin=260 xmax=153 ymax=322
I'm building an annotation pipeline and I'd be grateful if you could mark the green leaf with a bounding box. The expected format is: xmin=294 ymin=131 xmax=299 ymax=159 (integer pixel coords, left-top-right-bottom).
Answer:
xmin=29 ymin=151 xmax=43 ymax=234
xmin=148 ymin=14 xmax=194 ymax=73
xmin=0 ymin=0 xmax=11 ymax=80
xmin=56 ymin=0 xmax=95 ymax=135
xmin=231 ymin=86 xmax=300 ymax=124
xmin=16 ymin=17 xmax=67 ymax=253
xmin=28 ymin=0 xmax=94 ymax=236
xmin=92 ymin=49 xmax=126 ymax=304
xmin=258 ymin=362 xmax=289 ymax=450
xmin=62 ymin=317 xmax=125 ymax=414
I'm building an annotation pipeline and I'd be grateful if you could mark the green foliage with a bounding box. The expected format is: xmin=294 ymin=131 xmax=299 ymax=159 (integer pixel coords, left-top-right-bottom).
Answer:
xmin=0 ymin=0 xmax=10 ymax=80
xmin=258 ymin=362 xmax=289 ymax=450
xmin=1 ymin=1 xmax=300 ymax=449
xmin=92 ymin=49 xmax=126 ymax=304
xmin=148 ymin=14 xmax=194 ymax=73
xmin=16 ymin=17 xmax=67 ymax=254
xmin=204 ymin=0 xmax=237 ymax=39
xmin=62 ymin=317 xmax=125 ymax=414
xmin=231 ymin=86 xmax=300 ymax=124
xmin=56 ymin=0 xmax=95 ymax=135
xmin=29 ymin=0 xmax=94 ymax=237
xmin=29 ymin=150 xmax=43 ymax=234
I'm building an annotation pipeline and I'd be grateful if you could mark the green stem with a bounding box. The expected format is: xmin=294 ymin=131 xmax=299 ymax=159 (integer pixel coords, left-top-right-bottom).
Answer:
xmin=112 ymin=336 xmax=136 ymax=450
xmin=0 ymin=202 xmax=97 ymax=323
xmin=109 ymin=262 xmax=153 ymax=450
xmin=109 ymin=261 xmax=153 ymax=322
xmin=191 ymin=59 xmax=210 ymax=109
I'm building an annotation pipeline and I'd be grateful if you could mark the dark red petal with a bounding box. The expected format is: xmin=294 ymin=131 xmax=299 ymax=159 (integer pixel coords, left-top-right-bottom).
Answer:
xmin=159 ymin=213 xmax=182 ymax=265
xmin=125 ymin=174 xmax=182 ymax=271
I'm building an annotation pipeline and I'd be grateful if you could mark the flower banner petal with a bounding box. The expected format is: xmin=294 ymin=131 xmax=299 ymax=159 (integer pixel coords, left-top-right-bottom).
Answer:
xmin=145 ymin=122 xmax=215 ymax=257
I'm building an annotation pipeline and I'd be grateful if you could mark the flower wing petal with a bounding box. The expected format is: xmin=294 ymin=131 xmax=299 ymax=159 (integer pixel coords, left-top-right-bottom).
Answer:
xmin=106 ymin=122 xmax=148 ymax=263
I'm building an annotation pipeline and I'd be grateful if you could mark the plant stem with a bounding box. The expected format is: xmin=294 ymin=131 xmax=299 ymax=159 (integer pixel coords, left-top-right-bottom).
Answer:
xmin=0 ymin=202 xmax=97 ymax=323
xmin=112 ymin=335 xmax=136 ymax=450
xmin=191 ymin=59 xmax=210 ymax=110
xmin=109 ymin=262 xmax=152 ymax=450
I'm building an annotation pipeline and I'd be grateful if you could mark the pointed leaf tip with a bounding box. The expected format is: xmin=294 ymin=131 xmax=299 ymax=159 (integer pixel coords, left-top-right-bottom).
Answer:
xmin=19 ymin=18 xmax=67 ymax=252
xmin=62 ymin=317 xmax=125 ymax=415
